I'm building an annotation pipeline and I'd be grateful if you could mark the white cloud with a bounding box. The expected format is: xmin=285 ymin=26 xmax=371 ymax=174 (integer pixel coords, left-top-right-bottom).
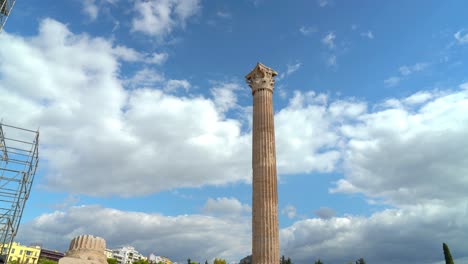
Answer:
xmin=165 ymin=79 xmax=191 ymax=92
xmin=384 ymin=62 xmax=428 ymax=87
xmin=18 ymin=202 xmax=468 ymax=264
xmin=0 ymin=19 xmax=250 ymax=197
xmin=398 ymin=62 xmax=429 ymax=76
xmin=326 ymin=54 xmax=337 ymax=67
xmin=17 ymin=205 xmax=251 ymax=264
xmin=275 ymin=91 xmax=341 ymax=174
xmin=278 ymin=63 xmax=302 ymax=80
xmin=202 ymin=197 xmax=251 ymax=217
xmin=82 ymin=0 xmax=99 ymax=20
xmin=126 ymin=68 xmax=166 ymax=87
xmin=285 ymin=63 xmax=302 ymax=76
xmin=112 ymin=46 xmax=168 ymax=65
xmin=3 ymin=19 xmax=468 ymax=218
xmin=281 ymin=205 xmax=297 ymax=219
xmin=146 ymin=52 xmax=169 ymax=65
xmin=360 ymin=30 xmax=374 ymax=39
xmin=322 ymin=32 xmax=336 ymax=49
xmin=81 ymin=0 xmax=118 ymax=21
xmin=216 ymin=11 xmax=231 ymax=19
xmin=454 ymin=29 xmax=468 ymax=44
xmin=210 ymin=82 xmax=241 ymax=113
xmin=460 ymin=82 xmax=468 ymax=90
xmin=299 ymin=26 xmax=317 ymax=36
xmin=317 ymin=0 xmax=329 ymax=7
xmin=313 ymin=207 xmax=336 ymax=219
xmin=384 ymin=76 xmax=401 ymax=87
xmin=132 ymin=0 xmax=201 ymax=38
xmin=281 ymin=203 xmax=468 ymax=264
xmin=0 ymin=19 xmax=341 ymax=197
xmin=333 ymin=88 xmax=468 ymax=206
xmin=403 ymin=91 xmax=433 ymax=105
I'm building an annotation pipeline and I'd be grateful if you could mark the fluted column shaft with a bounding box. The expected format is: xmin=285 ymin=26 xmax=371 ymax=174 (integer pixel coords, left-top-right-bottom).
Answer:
xmin=246 ymin=63 xmax=279 ymax=264
xmin=252 ymin=88 xmax=279 ymax=264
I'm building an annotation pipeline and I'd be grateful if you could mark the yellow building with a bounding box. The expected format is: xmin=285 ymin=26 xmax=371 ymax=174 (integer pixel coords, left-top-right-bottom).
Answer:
xmin=104 ymin=249 xmax=113 ymax=259
xmin=1 ymin=242 xmax=41 ymax=264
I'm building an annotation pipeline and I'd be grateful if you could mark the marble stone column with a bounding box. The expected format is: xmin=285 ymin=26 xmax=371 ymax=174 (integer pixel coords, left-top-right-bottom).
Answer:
xmin=245 ymin=63 xmax=279 ymax=264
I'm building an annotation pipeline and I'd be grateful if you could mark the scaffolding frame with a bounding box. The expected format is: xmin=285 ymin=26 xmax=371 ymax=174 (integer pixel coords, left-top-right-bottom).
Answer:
xmin=0 ymin=122 xmax=39 ymax=263
xmin=0 ymin=0 xmax=16 ymax=33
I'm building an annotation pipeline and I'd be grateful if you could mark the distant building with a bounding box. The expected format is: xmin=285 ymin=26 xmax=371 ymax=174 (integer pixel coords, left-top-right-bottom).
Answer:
xmin=1 ymin=242 xmax=41 ymax=264
xmin=104 ymin=249 xmax=113 ymax=259
xmin=148 ymin=254 xmax=172 ymax=264
xmin=39 ymin=249 xmax=65 ymax=262
xmin=111 ymin=246 xmax=144 ymax=264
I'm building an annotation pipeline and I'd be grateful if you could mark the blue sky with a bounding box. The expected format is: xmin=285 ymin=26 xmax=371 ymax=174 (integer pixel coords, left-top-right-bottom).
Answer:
xmin=1 ymin=1 xmax=468 ymax=264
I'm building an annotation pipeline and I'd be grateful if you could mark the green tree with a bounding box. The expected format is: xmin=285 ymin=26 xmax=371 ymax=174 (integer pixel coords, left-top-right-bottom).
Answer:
xmin=443 ymin=243 xmax=455 ymax=264
xmin=213 ymin=258 xmax=226 ymax=264
xmin=314 ymin=260 xmax=323 ymax=264
xmin=205 ymin=260 xmax=208 ymax=264
xmin=133 ymin=260 xmax=148 ymax=264
xmin=107 ymin=259 xmax=118 ymax=264
xmin=8 ymin=260 xmax=18 ymax=264
xmin=38 ymin=259 xmax=58 ymax=264
xmin=355 ymin=258 xmax=365 ymax=264
xmin=280 ymin=256 xmax=285 ymax=264
xmin=187 ymin=259 xmax=191 ymax=264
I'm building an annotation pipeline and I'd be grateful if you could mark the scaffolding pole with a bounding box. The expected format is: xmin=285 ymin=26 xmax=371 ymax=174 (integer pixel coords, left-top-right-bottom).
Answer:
xmin=0 ymin=0 xmax=16 ymax=33
xmin=0 ymin=122 xmax=39 ymax=263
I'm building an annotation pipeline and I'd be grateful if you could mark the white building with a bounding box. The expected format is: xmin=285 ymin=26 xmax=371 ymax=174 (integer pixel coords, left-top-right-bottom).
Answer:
xmin=111 ymin=246 xmax=145 ymax=264
xmin=148 ymin=253 xmax=172 ymax=264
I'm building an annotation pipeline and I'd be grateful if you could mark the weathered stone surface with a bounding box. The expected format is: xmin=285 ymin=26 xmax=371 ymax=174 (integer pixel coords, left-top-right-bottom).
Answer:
xmin=246 ymin=63 xmax=279 ymax=264
xmin=58 ymin=235 xmax=107 ymax=264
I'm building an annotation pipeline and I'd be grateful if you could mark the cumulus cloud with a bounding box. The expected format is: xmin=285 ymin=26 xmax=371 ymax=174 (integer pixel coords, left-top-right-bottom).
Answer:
xmin=0 ymin=19 xmax=345 ymax=197
xmin=281 ymin=203 xmax=468 ymax=264
xmin=275 ymin=91 xmax=341 ymax=174
xmin=18 ymin=202 xmax=468 ymax=264
xmin=202 ymin=197 xmax=251 ymax=217
xmin=132 ymin=0 xmax=201 ymax=38
xmin=17 ymin=205 xmax=251 ymax=263
xmin=0 ymin=19 xmax=250 ymax=196
xmin=333 ymin=88 xmax=468 ymax=206
xmin=313 ymin=207 xmax=335 ymax=219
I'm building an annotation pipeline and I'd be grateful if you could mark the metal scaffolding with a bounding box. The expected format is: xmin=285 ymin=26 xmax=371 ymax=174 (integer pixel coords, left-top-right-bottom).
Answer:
xmin=0 ymin=0 xmax=16 ymax=33
xmin=0 ymin=123 xmax=39 ymax=263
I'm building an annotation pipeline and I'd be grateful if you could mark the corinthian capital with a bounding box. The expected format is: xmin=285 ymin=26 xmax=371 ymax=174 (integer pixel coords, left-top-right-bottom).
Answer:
xmin=245 ymin=62 xmax=278 ymax=95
